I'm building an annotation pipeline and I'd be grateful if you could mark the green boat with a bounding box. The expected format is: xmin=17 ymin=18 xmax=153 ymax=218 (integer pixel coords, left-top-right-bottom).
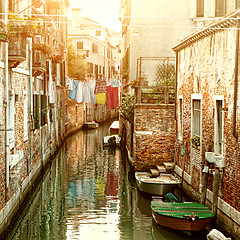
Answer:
xmin=151 ymin=201 xmax=214 ymax=231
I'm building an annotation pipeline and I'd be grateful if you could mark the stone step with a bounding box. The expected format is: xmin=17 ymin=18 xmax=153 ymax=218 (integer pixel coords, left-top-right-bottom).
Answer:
xmin=150 ymin=168 xmax=159 ymax=177
xmin=156 ymin=165 xmax=167 ymax=173
xmin=163 ymin=162 xmax=174 ymax=170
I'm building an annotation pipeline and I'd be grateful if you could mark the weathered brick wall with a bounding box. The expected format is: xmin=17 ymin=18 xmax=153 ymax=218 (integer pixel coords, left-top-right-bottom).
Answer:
xmin=134 ymin=104 xmax=176 ymax=171
xmin=176 ymin=26 xmax=240 ymax=208
xmin=0 ymin=65 xmax=5 ymax=209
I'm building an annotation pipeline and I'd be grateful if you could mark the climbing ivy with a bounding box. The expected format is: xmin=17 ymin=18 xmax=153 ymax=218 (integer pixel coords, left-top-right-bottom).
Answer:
xmin=120 ymin=93 xmax=135 ymax=123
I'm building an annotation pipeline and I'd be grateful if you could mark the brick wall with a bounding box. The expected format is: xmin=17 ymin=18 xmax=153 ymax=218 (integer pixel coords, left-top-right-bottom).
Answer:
xmin=176 ymin=25 xmax=240 ymax=209
xmin=134 ymin=103 xmax=176 ymax=171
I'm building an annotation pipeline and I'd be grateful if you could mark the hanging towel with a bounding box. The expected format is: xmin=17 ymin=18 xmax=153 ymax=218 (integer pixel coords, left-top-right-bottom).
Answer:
xmin=96 ymin=93 xmax=106 ymax=104
xmin=107 ymin=86 xmax=113 ymax=109
xmin=67 ymin=77 xmax=73 ymax=90
xmin=49 ymin=61 xmax=55 ymax=103
xmin=112 ymin=87 xmax=119 ymax=108
xmin=83 ymin=82 xmax=92 ymax=103
xmin=76 ymin=81 xmax=83 ymax=103
xmin=68 ymin=80 xmax=78 ymax=100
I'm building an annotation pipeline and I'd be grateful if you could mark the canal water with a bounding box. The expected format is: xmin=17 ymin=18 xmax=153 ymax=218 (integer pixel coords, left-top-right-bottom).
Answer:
xmin=7 ymin=121 xmax=208 ymax=240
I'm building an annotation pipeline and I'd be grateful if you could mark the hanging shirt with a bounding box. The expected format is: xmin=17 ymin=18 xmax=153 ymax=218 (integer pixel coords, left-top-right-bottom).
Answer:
xmin=76 ymin=81 xmax=83 ymax=103
xmin=111 ymin=77 xmax=119 ymax=88
xmin=68 ymin=80 xmax=78 ymax=100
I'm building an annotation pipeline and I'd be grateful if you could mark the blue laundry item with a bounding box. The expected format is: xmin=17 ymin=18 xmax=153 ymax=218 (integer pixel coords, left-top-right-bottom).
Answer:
xmin=68 ymin=80 xmax=78 ymax=100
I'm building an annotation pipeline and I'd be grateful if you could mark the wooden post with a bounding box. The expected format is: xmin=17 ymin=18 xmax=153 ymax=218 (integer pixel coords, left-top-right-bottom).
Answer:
xmin=212 ymin=169 xmax=220 ymax=226
xmin=200 ymin=160 xmax=210 ymax=205
xmin=181 ymin=142 xmax=186 ymax=202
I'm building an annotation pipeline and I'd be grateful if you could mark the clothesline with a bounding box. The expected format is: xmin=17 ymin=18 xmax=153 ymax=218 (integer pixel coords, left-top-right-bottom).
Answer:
xmin=67 ymin=77 xmax=120 ymax=109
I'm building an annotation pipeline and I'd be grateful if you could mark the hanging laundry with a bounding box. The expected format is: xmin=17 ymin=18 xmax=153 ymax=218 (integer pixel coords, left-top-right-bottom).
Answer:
xmin=67 ymin=77 xmax=73 ymax=90
xmin=111 ymin=77 xmax=119 ymax=88
xmin=96 ymin=93 xmax=106 ymax=104
xmin=76 ymin=81 xmax=83 ymax=103
xmin=107 ymin=86 xmax=113 ymax=109
xmin=112 ymin=87 xmax=119 ymax=108
xmin=68 ymin=79 xmax=78 ymax=100
xmin=94 ymin=77 xmax=107 ymax=94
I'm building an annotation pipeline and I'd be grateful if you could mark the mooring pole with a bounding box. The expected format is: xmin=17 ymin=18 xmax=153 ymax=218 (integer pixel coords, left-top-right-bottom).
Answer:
xmin=212 ymin=169 xmax=220 ymax=226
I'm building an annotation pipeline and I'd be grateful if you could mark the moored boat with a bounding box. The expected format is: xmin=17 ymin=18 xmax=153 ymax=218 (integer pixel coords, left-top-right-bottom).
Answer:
xmin=151 ymin=201 xmax=214 ymax=231
xmin=135 ymin=172 xmax=181 ymax=196
xmin=103 ymin=134 xmax=121 ymax=148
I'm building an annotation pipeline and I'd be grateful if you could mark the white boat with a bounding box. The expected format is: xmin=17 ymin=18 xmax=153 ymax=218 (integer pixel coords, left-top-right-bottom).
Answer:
xmin=109 ymin=121 xmax=119 ymax=135
xmin=103 ymin=135 xmax=121 ymax=147
xmin=135 ymin=172 xmax=180 ymax=196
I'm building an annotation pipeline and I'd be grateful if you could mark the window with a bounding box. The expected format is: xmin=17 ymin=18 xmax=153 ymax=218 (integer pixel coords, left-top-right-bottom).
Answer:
xmin=196 ymin=0 xmax=204 ymax=17
xmin=96 ymin=30 xmax=101 ymax=36
xmin=33 ymin=94 xmax=40 ymax=129
xmin=41 ymin=95 xmax=48 ymax=126
xmin=88 ymin=62 xmax=93 ymax=73
xmin=92 ymin=43 xmax=98 ymax=54
xmin=192 ymin=98 xmax=201 ymax=147
xmin=237 ymin=0 xmax=240 ymax=8
xmin=23 ymin=92 xmax=28 ymax=141
xmin=215 ymin=99 xmax=223 ymax=155
xmin=178 ymin=97 xmax=183 ymax=138
xmin=77 ymin=41 xmax=83 ymax=50
xmin=215 ymin=0 xmax=226 ymax=17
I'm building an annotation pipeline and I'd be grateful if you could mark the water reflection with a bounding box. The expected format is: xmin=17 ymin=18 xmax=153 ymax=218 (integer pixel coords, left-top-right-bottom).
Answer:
xmin=8 ymin=122 xmax=208 ymax=240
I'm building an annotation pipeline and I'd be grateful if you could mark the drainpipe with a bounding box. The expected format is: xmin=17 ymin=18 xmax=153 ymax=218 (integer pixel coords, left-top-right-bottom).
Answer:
xmin=4 ymin=0 xmax=10 ymax=190
xmin=175 ymin=51 xmax=178 ymax=121
xmin=233 ymin=17 xmax=239 ymax=138
xmin=28 ymin=38 xmax=33 ymax=174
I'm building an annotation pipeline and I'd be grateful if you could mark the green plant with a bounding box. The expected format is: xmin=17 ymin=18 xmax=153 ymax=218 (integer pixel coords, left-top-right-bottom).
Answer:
xmin=67 ymin=41 xmax=88 ymax=80
xmin=155 ymin=62 xmax=175 ymax=87
xmin=120 ymin=93 xmax=135 ymax=123
xmin=192 ymin=136 xmax=200 ymax=147
xmin=33 ymin=42 xmax=52 ymax=54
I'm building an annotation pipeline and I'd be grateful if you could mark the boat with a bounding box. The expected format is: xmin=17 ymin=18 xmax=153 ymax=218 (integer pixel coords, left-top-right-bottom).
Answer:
xmin=103 ymin=121 xmax=121 ymax=148
xmin=151 ymin=201 xmax=214 ymax=231
xmin=135 ymin=172 xmax=181 ymax=196
xmin=109 ymin=120 xmax=119 ymax=135
xmin=103 ymin=134 xmax=121 ymax=148
xmin=83 ymin=121 xmax=99 ymax=129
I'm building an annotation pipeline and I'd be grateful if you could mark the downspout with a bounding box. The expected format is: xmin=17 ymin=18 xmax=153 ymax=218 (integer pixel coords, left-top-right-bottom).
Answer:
xmin=28 ymin=38 xmax=33 ymax=174
xmin=4 ymin=0 xmax=9 ymax=190
xmin=175 ymin=51 xmax=178 ymax=121
xmin=233 ymin=17 xmax=239 ymax=138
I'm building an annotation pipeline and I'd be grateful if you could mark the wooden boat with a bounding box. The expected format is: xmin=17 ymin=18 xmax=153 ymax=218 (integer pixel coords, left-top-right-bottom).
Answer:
xmin=151 ymin=201 xmax=214 ymax=231
xmin=135 ymin=172 xmax=181 ymax=196
xmin=83 ymin=121 xmax=99 ymax=129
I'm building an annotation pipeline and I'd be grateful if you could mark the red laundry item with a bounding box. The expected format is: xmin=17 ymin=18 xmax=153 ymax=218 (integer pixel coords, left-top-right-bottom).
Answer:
xmin=107 ymin=86 xmax=113 ymax=109
xmin=112 ymin=87 xmax=119 ymax=108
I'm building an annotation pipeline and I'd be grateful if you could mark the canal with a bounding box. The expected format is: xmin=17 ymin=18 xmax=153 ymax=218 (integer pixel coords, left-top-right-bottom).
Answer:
xmin=6 ymin=121 xmax=208 ymax=240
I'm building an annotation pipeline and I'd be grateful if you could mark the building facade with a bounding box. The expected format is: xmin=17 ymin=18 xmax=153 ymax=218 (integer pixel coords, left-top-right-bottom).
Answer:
xmin=119 ymin=0 xmax=240 ymax=92
xmin=173 ymin=9 xmax=240 ymax=239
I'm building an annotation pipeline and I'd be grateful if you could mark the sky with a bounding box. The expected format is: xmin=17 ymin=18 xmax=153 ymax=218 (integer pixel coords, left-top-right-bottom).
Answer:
xmin=69 ymin=0 xmax=121 ymax=32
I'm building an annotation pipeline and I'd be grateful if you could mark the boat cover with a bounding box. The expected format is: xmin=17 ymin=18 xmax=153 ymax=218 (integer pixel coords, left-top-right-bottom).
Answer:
xmin=151 ymin=201 xmax=214 ymax=219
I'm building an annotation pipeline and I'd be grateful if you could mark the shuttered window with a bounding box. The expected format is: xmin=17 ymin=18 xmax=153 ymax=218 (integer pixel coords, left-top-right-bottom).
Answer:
xmin=33 ymin=94 xmax=40 ymax=129
xmin=196 ymin=0 xmax=204 ymax=17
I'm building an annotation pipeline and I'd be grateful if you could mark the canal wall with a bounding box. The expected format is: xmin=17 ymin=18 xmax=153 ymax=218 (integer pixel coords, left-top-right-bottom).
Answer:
xmin=0 ymin=89 xmax=118 ymax=239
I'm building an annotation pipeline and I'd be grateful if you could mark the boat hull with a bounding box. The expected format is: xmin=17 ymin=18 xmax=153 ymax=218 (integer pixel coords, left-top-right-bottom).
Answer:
xmin=135 ymin=172 xmax=180 ymax=196
xmin=152 ymin=211 xmax=212 ymax=231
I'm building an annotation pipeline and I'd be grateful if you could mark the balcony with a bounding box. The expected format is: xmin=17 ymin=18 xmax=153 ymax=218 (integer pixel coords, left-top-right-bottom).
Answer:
xmin=0 ymin=29 xmax=8 ymax=42
xmin=134 ymin=86 xmax=175 ymax=105
xmin=8 ymin=32 xmax=27 ymax=68
xmin=32 ymin=49 xmax=47 ymax=76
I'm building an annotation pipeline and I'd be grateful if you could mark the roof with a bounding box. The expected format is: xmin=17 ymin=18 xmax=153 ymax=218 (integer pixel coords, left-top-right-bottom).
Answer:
xmin=172 ymin=8 xmax=240 ymax=52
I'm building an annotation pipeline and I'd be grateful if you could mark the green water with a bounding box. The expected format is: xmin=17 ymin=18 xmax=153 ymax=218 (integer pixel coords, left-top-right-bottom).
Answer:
xmin=7 ymin=122 xmax=208 ymax=240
